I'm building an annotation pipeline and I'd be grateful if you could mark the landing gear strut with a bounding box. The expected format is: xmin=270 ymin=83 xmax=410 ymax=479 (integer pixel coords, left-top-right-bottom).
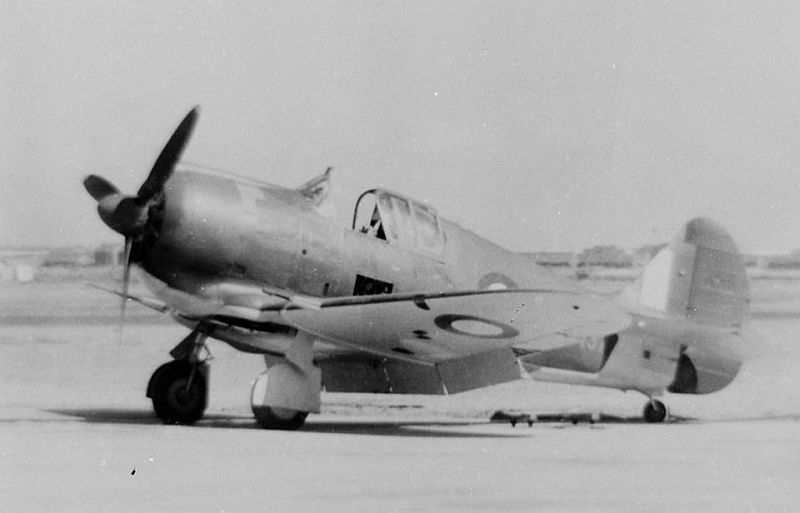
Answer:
xmin=643 ymin=399 xmax=668 ymax=423
xmin=147 ymin=326 xmax=211 ymax=425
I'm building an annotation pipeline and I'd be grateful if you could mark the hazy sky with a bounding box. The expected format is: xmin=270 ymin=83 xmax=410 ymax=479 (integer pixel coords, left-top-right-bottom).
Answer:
xmin=3 ymin=1 xmax=800 ymax=253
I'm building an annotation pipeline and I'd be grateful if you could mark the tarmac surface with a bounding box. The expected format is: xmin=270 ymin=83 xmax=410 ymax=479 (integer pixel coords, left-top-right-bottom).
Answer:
xmin=2 ymin=281 xmax=800 ymax=512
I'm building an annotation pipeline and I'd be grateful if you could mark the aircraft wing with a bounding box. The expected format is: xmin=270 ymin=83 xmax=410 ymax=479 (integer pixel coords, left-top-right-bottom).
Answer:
xmin=280 ymin=288 xmax=631 ymax=362
xmin=87 ymin=283 xmax=168 ymax=312
xmin=134 ymin=272 xmax=630 ymax=364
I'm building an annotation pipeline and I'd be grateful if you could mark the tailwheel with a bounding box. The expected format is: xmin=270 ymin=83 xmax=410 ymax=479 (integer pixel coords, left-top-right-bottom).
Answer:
xmin=147 ymin=359 xmax=208 ymax=425
xmin=643 ymin=399 xmax=668 ymax=423
xmin=253 ymin=406 xmax=308 ymax=431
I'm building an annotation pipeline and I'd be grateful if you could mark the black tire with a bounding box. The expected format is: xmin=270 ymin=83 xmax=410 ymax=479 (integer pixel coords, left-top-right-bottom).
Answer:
xmin=643 ymin=400 xmax=668 ymax=423
xmin=148 ymin=360 xmax=208 ymax=425
xmin=253 ymin=406 xmax=308 ymax=430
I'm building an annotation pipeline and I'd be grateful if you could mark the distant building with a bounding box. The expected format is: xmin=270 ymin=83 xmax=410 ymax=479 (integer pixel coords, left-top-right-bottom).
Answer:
xmin=526 ymin=252 xmax=576 ymax=268
xmin=0 ymin=248 xmax=49 ymax=282
xmin=762 ymin=254 xmax=800 ymax=270
xmin=94 ymin=243 xmax=125 ymax=267
xmin=42 ymin=246 xmax=94 ymax=267
xmin=741 ymin=254 xmax=761 ymax=268
xmin=578 ymin=245 xmax=633 ymax=268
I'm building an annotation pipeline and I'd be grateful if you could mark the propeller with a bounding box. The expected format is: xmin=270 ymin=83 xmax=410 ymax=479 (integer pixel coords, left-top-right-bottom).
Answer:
xmin=119 ymin=236 xmax=133 ymax=336
xmin=83 ymin=106 xmax=199 ymax=334
xmin=84 ymin=175 xmax=119 ymax=201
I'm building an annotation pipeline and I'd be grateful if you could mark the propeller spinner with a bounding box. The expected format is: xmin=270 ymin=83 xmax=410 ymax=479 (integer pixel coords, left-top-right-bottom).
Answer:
xmin=83 ymin=106 xmax=199 ymax=330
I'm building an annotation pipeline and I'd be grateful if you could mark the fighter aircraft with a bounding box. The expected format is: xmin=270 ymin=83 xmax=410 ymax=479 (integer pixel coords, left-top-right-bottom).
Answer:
xmin=83 ymin=107 xmax=752 ymax=429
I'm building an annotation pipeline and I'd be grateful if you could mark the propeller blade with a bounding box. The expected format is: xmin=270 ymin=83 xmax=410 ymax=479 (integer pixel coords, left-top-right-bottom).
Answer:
xmin=118 ymin=236 xmax=134 ymax=342
xmin=136 ymin=106 xmax=199 ymax=204
xmin=84 ymin=175 xmax=120 ymax=201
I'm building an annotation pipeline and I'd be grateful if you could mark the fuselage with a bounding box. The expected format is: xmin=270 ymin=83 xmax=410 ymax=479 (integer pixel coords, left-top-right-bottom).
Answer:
xmin=139 ymin=169 xmax=580 ymax=301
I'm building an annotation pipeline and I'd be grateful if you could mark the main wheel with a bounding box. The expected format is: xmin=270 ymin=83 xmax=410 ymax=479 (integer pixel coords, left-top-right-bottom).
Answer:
xmin=147 ymin=360 xmax=208 ymax=425
xmin=643 ymin=399 xmax=668 ymax=423
xmin=253 ymin=406 xmax=308 ymax=430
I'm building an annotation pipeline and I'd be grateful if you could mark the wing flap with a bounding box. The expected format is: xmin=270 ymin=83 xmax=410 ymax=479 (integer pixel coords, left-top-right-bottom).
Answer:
xmin=436 ymin=347 xmax=521 ymax=393
xmin=320 ymin=346 xmax=521 ymax=394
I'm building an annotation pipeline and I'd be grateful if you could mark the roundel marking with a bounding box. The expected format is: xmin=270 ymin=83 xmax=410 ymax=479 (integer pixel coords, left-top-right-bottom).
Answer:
xmin=434 ymin=314 xmax=520 ymax=339
xmin=478 ymin=272 xmax=518 ymax=291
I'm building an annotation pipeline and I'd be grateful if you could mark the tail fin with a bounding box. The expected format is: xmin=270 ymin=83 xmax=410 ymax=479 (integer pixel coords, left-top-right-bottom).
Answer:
xmin=622 ymin=217 xmax=750 ymax=328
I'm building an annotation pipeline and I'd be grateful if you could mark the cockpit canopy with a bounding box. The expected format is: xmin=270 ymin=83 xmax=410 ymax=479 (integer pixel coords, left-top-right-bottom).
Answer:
xmin=353 ymin=189 xmax=445 ymax=255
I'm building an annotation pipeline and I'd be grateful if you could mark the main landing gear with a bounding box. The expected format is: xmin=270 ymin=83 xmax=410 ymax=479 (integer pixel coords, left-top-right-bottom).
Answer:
xmin=250 ymin=332 xmax=321 ymax=430
xmin=148 ymin=359 xmax=209 ymax=424
xmin=146 ymin=327 xmax=321 ymax=430
xmin=643 ymin=398 xmax=668 ymax=423
xmin=147 ymin=327 xmax=211 ymax=425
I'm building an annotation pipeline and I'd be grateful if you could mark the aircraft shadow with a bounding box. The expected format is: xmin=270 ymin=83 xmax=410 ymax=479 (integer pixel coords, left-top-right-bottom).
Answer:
xmin=56 ymin=406 xmax=798 ymax=436
xmin=43 ymin=408 xmax=797 ymax=432
xmin=44 ymin=408 xmax=521 ymax=438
